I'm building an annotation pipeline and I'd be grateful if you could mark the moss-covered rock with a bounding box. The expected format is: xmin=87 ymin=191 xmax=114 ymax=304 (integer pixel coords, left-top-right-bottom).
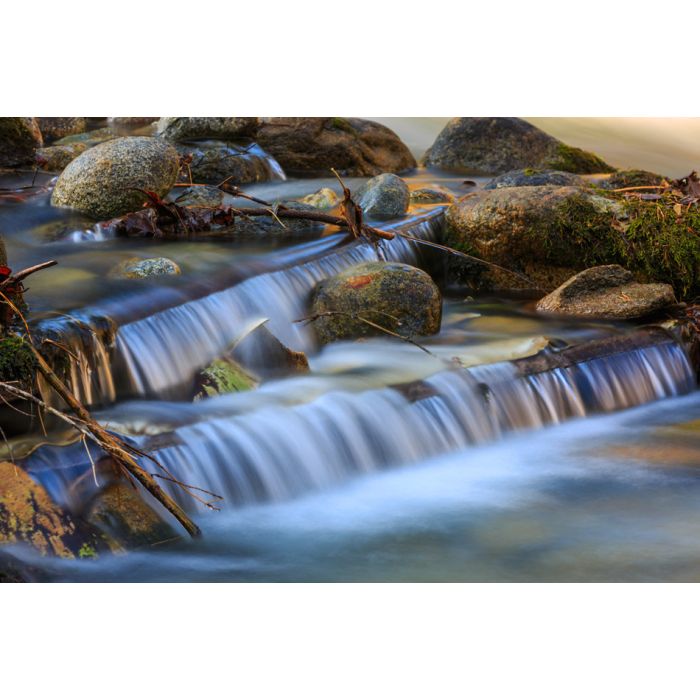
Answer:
xmin=51 ymin=136 xmax=181 ymax=219
xmin=301 ymin=187 xmax=340 ymax=209
xmin=311 ymin=261 xmax=442 ymax=344
xmin=354 ymin=173 xmax=409 ymax=220
xmin=423 ymin=118 xmax=614 ymax=175
xmin=156 ymin=117 xmax=261 ymax=142
xmin=484 ymin=168 xmax=586 ymax=190
xmin=0 ymin=336 xmax=36 ymax=384
xmin=256 ymin=118 xmax=417 ymax=177
xmin=109 ymin=257 xmax=181 ymax=279
xmin=35 ymin=142 xmax=88 ymax=171
xmin=195 ymin=358 xmax=259 ymax=399
xmin=0 ymin=461 xmax=105 ymax=558
xmin=445 ymin=187 xmax=700 ymax=297
xmin=536 ymin=265 xmax=676 ymax=319
xmin=598 ymin=169 xmax=668 ymax=190
xmin=36 ymin=117 xmax=87 ymax=142
xmin=0 ymin=117 xmax=43 ymax=166
xmin=85 ymin=481 xmax=177 ymax=549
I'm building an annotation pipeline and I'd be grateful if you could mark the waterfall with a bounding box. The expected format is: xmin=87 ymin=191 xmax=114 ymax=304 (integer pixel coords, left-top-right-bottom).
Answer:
xmin=27 ymin=336 xmax=691 ymax=514
xmin=39 ymin=210 xmax=445 ymax=405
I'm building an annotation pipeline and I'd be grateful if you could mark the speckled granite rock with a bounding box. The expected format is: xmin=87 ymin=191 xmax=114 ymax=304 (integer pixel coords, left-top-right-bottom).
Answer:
xmin=109 ymin=256 xmax=181 ymax=279
xmin=484 ymin=169 xmax=586 ymax=189
xmin=354 ymin=173 xmax=410 ymax=220
xmin=51 ymin=136 xmax=180 ymax=219
xmin=156 ymin=117 xmax=261 ymax=141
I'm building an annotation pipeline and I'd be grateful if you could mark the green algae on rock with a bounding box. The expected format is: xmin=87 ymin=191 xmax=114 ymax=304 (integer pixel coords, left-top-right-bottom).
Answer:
xmin=423 ymin=118 xmax=614 ymax=175
xmin=0 ymin=117 xmax=43 ymax=166
xmin=354 ymin=173 xmax=410 ymax=220
xmin=195 ymin=358 xmax=259 ymax=399
xmin=0 ymin=336 xmax=36 ymax=385
xmin=109 ymin=256 xmax=181 ymax=279
xmin=598 ymin=169 xmax=668 ymax=190
xmin=311 ymin=261 xmax=442 ymax=344
xmin=51 ymin=136 xmax=181 ymax=219
xmin=536 ymin=265 xmax=676 ymax=320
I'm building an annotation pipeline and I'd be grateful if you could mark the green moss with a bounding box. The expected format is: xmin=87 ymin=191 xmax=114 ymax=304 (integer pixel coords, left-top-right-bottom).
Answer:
xmin=78 ymin=543 xmax=97 ymax=559
xmin=545 ymin=143 xmax=615 ymax=174
xmin=0 ymin=336 xmax=36 ymax=384
xmin=329 ymin=117 xmax=356 ymax=134
xmin=603 ymin=169 xmax=667 ymax=190
xmin=523 ymin=168 xmax=540 ymax=177
xmin=196 ymin=358 xmax=257 ymax=399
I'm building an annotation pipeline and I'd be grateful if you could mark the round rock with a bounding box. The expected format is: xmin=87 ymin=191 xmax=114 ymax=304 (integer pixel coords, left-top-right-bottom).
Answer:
xmin=109 ymin=256 xmax=181 ymax=279
xmin=311 ymin=261 xmax=442 ymax=344
xmin=354 ymin=173 xmax=410 ymax=220
xmin=51 ymin=136 xmax=181 ymax=219
xmin=485 ymin=169 xmax=586 ymax=189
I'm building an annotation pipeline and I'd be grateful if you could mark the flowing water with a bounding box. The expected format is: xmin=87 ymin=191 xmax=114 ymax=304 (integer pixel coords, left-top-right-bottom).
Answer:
xmin=3 ymin=118 xmax=700 ymax=582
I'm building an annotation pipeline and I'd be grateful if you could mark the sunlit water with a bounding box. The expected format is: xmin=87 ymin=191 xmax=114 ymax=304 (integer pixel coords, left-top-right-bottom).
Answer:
xmin=4 ymin=118 xmax=700 ymax=582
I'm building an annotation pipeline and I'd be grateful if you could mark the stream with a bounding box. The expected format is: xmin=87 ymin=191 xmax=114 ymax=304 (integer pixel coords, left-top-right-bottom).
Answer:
xmin=3 ymin=118 xmax=700 ymax=582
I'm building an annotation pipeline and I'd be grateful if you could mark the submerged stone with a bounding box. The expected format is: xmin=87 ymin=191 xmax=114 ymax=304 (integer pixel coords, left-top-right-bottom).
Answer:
xmin=409 ymin=187 xmax=455 ymax=204
xmin=109 ymin=256 xmax=181 ymax=279
xmin=536 ymin=265 xmax=677 ymax=319
xmin=311 ymin=261 xmax=442 ymax=344
xmin=423 ymin=117 xmax=614 ymax=175
xmin=256 ymin=117 xmax=416 ymax=177
xmin=301 ymin=187 xmax=340 ymax=209
xmin=484 ymin=169 xmax=586 ymax=189
xmin=0 ymin=117 xmax=43 ymax=166
xmin=86 ymin=481 xmax=177 ymax=549
xmin=156 ymin=117 xmax=261 ymax=142
xmin=51 ymin=136 xmax=181 ymax=219
xmin=54 ymin=126 xmax=117 ymax=148
xmin=170 ymin=184 xmax=224 ymax=208
xmin=354 ymin=173 xmax=410 ymax=220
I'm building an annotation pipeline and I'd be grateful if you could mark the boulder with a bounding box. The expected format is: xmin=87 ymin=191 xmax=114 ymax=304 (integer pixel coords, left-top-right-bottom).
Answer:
xmin=409 ymin=187 xmax=455 ymax=204
xmin=445 ymin=185 xmax=625 ymax=290
xmin=256 ymin=117 xmax=417 ymax=177
xmin=109 ymin=256 xmax=181 ymax=279
xmin=35 ymin=142 xmax=88 ymax=171
xmin=484 ymin=168 xmax=586 ymax=190
xmin=0 ymin=461 xmax=104 ymax=558
xmin=301 ymin=187 xmax=340 ymax=209
xmin=0 ymin=117 xmax=43 ymax=166
xmin=422 ymin=117 xmax=614 ymax=175
xmin=536 ymin=265 xmax=677 ymax=319
xmin=36 ymin=117 xmax=87 ymax=142
xmin=175 ymin=141 xmax=280 ymax=184
xmin=85 ymin=481 xmax=177 ymax=549
xmin=156 ymin=117 xmax=261 ymax=141
xmin=354 ymin=173 xmax=410 ymax=220
xmin=51 ymin=136 xmax=181 ymax=219
xmin=311 ymin=261 xmax=441 ymax=344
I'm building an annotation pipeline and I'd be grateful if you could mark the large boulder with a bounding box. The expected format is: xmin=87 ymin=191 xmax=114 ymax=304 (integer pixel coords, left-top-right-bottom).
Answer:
xmin=445 ymin=186 xmax=625 ymax=290
xmin=0 ymin=117 xmax=43 ymax=166
xmin=423 ymin=118 xmax=614 ymax=175
xmin=354 ymin=173 xmax=410 ymax=220
xmin=36 ymin=117 xmax=87 ymax=142
xmin=156 ymin=117 xmax=261 ymax=141
xmin=256 ymin=117 xmax=417 ymax=177
xmin=0 ymin=461 xmax=104 ymax=558
xmin=311 ymin=261 xmax=441 ymax=344
xmin=536 ymin=265 xmax=676 ymax=319
xmin=484 ymin=168 xmax=586 ymax=190
xmin=51 ymin=136 xmax=181 ymax=219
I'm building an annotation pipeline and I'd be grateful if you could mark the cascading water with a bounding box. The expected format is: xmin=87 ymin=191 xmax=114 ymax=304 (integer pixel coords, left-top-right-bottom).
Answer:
xmin=39 ymin=210 xmax=445 ymax=404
